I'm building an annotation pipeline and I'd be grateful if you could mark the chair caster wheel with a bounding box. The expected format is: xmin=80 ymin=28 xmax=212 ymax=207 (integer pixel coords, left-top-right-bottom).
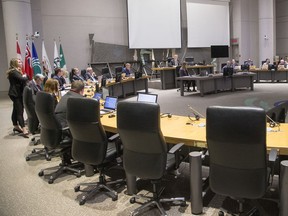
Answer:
xmin=46 ymin=157 xmax=51 ymax=161
xmin=79 ymin=199 xmax=86 ymax=205
xmin=74 ymin=185 xmax=80 ymax=192
xmin=218 ymin=211 xmax=225 ymax=216
xmin=48 ymin=178 xmax=54 ymax=184
xmin=76 ymin=172 xmax=81 ymax=178
xmin=31 ymin=149 xmax=36 ymax=153
xmin=38 ymin=171 xmax=44 ymax=176
xmin=26 ymin=156 xmax=30 ymax=161
xmin=112 ymin=195 xmax=118 ymax=201
xmin=180 ymin=201 xmax=186 ymax=207
xmin=130 ymin=197 xmax=136 ymax=204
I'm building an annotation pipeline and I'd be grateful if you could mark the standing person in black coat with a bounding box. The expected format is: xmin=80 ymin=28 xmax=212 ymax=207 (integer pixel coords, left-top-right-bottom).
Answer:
xmin=6 ymin=58 xmax=29 ymax=137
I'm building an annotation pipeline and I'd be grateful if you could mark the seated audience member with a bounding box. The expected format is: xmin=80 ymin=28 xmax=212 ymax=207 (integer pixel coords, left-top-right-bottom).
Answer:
xmin=122 ymin=63 xmax=131 ymax=77
xmin=261 ymin=58 xmax=271 ymax=70
xmin=55 ymin=80 xmax=85 ymax=128
xmin=222 ymin=61 xmax=232 ymax=72
xmin=278 ymin=59 xmax=287 ymax=70
xmin=244 ymin=58 xmax=254 ymax=66
xmin=179 ymin=62 xmax=196 ymax=92
xmin=85 ymin=67 xmax=97 ymax=82
xmin=71 ymin=67 xmax=85 ymax=82
xmin=231 ymin=59 xmax=238 ymax=68
xmin=29 ymin=73 xmax=45 ymax=96
xmin=169 ymin=54 xmax=180 ymax=67
xmin=52 ymin=68 xmax=66 ymax=90
xmin=44 ymin=78 xmax=60 ymax=108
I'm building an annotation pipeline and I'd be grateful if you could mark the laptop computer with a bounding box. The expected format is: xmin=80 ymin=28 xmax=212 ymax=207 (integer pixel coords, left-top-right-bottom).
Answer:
xmin=100 ymin=96 xmax=118 ymax=115
xmin=137 ymin=92 xmax=158 ymax=103
xmin=92 ymin=92 xmax=102 ymax=100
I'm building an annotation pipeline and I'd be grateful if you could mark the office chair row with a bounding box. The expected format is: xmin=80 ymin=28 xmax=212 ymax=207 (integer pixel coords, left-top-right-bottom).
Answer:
xmin=23 ymin=86 xmax=282 ymax=215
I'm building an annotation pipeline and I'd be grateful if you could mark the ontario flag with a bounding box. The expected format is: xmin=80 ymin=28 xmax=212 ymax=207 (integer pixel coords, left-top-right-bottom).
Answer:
xmin=16 ymin=40 xmax=25 ymax=72
xmin=25 ymin=42 xmax=33 ymax=80
xmin=32 ymin=41 xmax=42 ymax=76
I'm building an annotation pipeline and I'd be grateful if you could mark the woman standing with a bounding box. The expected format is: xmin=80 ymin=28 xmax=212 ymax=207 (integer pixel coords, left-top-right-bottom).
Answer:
xmin=7 ymin=58 xmax=29 ymax=137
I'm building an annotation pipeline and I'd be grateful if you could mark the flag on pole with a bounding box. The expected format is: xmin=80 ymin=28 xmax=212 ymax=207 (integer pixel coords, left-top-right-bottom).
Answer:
xmin=25 ymin=42 xmax=33 ymax=80
xmin=59 ymin=43 xmax=67 ymax=70
xmin=42 ymin=40 xmax=52 ymax=78
xmin=133 ymin=49 xmax=138 ymax=61
xmin=16 ymin=37 xmax=25 ymax=72
xmin=151 ymin=49 xmax=155 ymax=68
xmin=53 ymin=40 xmax=60 ymax=69
xmin=31 ymin=41 xmax=42 ymax=76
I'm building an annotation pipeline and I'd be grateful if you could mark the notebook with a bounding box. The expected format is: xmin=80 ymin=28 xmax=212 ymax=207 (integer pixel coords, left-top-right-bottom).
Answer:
xmin=100 ymin=96 xmax=118 ymax=115
xmin=137 ymin=92 xmax=158 ymax=103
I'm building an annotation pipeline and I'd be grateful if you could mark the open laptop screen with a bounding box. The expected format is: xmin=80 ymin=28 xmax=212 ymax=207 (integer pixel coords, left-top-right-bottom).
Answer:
xmin=104 ymin=96 xmax=118 ymax=110
xmin=137 ymin=93 xmax=158 ymax=103
xmin=93 ymin=92 xmax=102 ymax=100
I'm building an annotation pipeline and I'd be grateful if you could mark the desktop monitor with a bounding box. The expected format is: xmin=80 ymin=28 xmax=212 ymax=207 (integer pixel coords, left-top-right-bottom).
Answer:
xmin=185 ymin=57 xmax=194 ymax=65
xmin=223 ymin=67 xmax=234 ymax=76
xmin=211 ymin=45 xmax=229 ymax=58
xmin=268 ymin=64 xmax=277 ymax=71
xmin=137 ymin=93 xmax=158 ymax=103
xmin=115 ymin=72 xmax=122 ymax=82
xmin=102 ymin=67 xmax=110 ymax=75
xmin=134 ymin=71 xmax=143 ymax=79
xmin=115 ymin=66 xmax=123 ymax=74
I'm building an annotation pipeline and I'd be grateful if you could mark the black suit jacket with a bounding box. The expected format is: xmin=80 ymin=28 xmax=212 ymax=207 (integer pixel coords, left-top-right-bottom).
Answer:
xmin=7 ymin=69 xmax=28 ymax=98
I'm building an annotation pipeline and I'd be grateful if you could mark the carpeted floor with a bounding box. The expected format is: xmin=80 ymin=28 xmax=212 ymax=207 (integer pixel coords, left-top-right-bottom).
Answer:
xmin=0 ymin=82 xmax=286 ymax=216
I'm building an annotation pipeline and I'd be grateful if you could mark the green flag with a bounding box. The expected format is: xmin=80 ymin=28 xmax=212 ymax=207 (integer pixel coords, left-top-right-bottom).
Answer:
xmin=59 ymin=43 xmax=67 ymax=70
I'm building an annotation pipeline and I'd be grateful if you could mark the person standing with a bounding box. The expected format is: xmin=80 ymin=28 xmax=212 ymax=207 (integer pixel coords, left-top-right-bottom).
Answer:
xmin=6 ymin=58 xmax=29 ymax=137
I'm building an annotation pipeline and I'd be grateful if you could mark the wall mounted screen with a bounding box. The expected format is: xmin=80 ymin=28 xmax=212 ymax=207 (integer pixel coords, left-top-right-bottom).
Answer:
xmin=186 ymin=0 xmax=230 ymax=48
xmin=211 ymin=45 xmax=229 ymax=58
xmin=127 ymin=0 xmax=181 ymax=49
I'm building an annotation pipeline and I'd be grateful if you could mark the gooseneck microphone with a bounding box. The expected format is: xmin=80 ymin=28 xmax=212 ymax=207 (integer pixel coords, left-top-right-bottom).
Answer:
xmin=266 ymin=115 xmax=280 ymax=130
xmin=188 ymin=105 xmax=204 ymax=120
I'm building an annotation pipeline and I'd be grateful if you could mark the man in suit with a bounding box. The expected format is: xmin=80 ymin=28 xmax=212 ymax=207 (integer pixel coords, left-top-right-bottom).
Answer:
xmin=84 ymin=67 xmax=97 ymax=82
xmin=122 ymin=63 xmax=131 ymax=77
xmin=169 ymin=54 xmax=180 ymax=67
xmin=28 ymin=73 xmax=45 ymax=96
xmin=53 ymin=67 xmax=66 ymax=90
xmin=71 ymin=67 xmax=85 ymax=82
xmin=55 ymin=80 xmax=85 ymax=128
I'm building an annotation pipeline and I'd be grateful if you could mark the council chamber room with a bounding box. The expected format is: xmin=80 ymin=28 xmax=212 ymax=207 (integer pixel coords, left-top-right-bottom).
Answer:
xmin=1 ymin=0 xmax=288 ymax=215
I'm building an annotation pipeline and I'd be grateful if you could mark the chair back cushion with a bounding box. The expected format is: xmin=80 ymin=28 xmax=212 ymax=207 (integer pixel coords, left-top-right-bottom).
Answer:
xmin=206 ymin=106 xmax=267 ymax=199
xmin=117 ymin=101 xmax=167 ymax=179
xmin=67 ymin=97 xmax=108 ymax=165
xmin=35 ymin=91 xmax=62 ymax=149
xmin=23 ymin=86 xmax=39 ymax=134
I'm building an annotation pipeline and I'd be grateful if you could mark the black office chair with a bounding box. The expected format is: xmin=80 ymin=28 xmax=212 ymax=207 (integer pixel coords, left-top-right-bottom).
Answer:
xmin=23 ymin=86 xmax=53 ymax=161
xmin=66 ymin=97 xmax=124 ymax=205
xmin=206 ymin=106 xmax=277 ymax=215
xmin=35 ymin=91 xmax=82 ymax=184
xmin=117 ymin=101 xmax=186 ymax=216
xmin=267 ymin=100 xmax=288 ymax=124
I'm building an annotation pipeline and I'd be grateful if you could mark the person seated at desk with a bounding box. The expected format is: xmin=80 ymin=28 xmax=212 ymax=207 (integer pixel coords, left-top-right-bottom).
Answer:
xmin=44 ymin=78 xmax=60 ymax=109
xmin=278 ymin=59 xmax=287 ymax=70
xmin=122 ymin=63 xmax=131 ymax=77
xmin=52 ymin=68 xmax=66 ymax=90
xmin=84 ymin=67 xmax=98 ymax=82
xmin=71 ymin=67 xmax=85 ymax=82
xmin=28 ymin=73 xmax=45 ymax=96
xmin=179 ymin=62 xmax=196 ymax=92
xmin=169 ymin=54 xmax=180 ymax=67
xmin=55 ymin=80 xmax=85 ymax=128
xmin=222 ymin=61 xmax=235 ymax=74
xmin=261 ymin=58 xmax=271 ymax=70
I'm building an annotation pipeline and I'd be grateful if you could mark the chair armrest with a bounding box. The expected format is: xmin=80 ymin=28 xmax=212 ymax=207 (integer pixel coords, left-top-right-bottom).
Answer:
xmin=268 ymin=148 xmax=277 ymax=162
xmin=169 ymin=142 xmax=184 ymax=154
xmin=108 ymin=133 xmax=120 ymax=142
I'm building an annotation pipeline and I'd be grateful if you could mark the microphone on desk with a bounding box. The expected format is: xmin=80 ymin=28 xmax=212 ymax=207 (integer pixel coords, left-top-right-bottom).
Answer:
xmin=188 ymin=105 xmax=204 ymax=121
xmin=161 ymin=113 xmax=172 ymax=118
xmin=266 ymin=115 xmax=280 ymax=129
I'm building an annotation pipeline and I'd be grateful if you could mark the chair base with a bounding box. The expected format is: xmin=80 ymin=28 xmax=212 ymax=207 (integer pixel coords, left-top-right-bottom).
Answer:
xmin=130 ymin=193 xmax=186 ymax=216
xmin=38 ymin=161 xmax=83 ymax=184
xmin=74 ymin=174 xmax=125 ymax=205
xmin=26 ymin=147 xmax=54 ymax=161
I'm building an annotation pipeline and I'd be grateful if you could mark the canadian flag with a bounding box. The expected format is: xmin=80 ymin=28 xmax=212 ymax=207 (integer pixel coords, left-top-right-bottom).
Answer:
xmin=16 ymin=40 xmax=25 ymax=72
xmin=25 ymin=42 xmax=33 ymax=80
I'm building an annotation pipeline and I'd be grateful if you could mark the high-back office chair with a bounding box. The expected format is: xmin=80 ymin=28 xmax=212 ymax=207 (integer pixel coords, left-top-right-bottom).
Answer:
xmin=117 ymin=101 xmax=185 ymax=215
xmin=23 ymin=86 xmax=53 ymax=161
xmin=206 ymin=106 xmax=276 ymax=215
xmin=66 ymin=97 xmax=124 ymax=205
xmin=35 ymin=91 xmax=82 ymax=184
xmin=267 ymin=101 xmax=288 ymax=124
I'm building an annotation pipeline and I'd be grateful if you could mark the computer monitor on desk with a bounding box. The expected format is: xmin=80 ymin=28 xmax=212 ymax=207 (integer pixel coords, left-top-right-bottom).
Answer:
xmin=185 ymin=57 xmax=194 ymax=65
xmin=137 ymin=93 xmax=158 ymax=103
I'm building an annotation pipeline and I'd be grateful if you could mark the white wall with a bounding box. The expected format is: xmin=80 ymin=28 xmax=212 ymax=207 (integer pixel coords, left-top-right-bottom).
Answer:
xmin=276 ymin=0 xmax=288 ymax=57
xmin=39 ymin=0 xmax=128 ymax=71
xmin=0 ymin=1 xmax=8 ymax=92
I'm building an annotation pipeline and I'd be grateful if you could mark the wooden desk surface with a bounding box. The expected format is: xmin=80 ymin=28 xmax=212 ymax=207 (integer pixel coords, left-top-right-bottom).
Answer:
xmin=100 ymin=114 xmax=288 ymax=155
xmin=152 ymin=65 xmax=213 ymax=71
